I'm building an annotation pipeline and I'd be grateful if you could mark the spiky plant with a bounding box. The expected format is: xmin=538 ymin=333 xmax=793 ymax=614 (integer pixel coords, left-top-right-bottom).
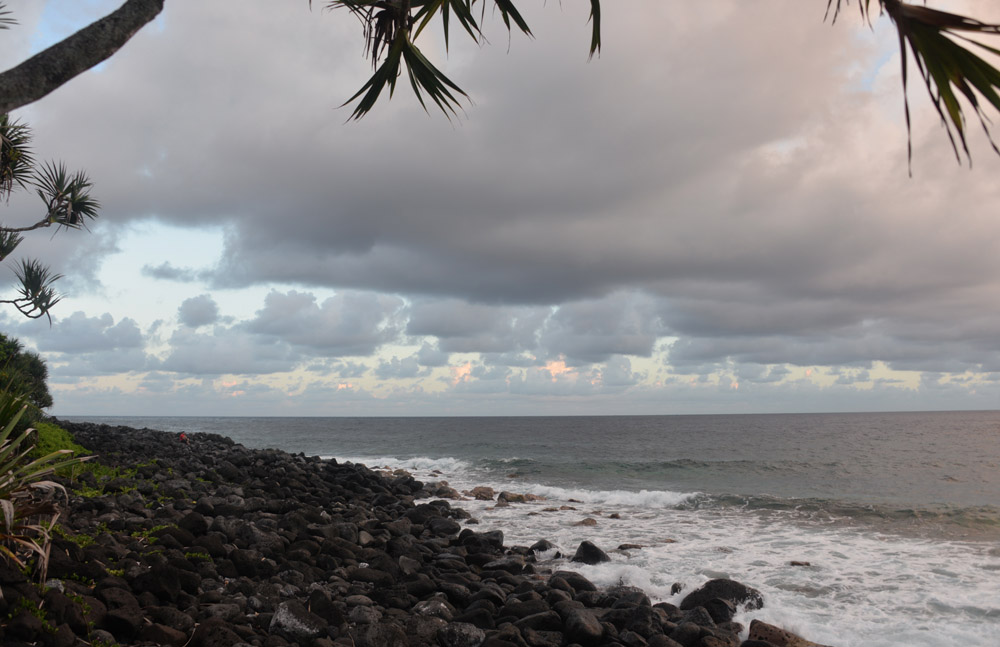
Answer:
xmin=0 ymin=391 xmax=90 ymax=591
xmin=318 ymin=0 xmax=601 ymax=120
xmin=0 ymin=2 xmax=14 ymax=31
xmin=0 ymin=116 xmax=100 ymax=322
xmin=828 ymin=1 xmax=1000 ymax=170
xmin=0 ymin=113 xmax=33 ymax=200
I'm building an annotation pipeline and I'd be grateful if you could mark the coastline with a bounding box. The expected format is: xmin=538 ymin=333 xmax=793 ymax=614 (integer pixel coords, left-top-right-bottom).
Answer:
xmin=2 ymin=422 xmax=827 ymax=647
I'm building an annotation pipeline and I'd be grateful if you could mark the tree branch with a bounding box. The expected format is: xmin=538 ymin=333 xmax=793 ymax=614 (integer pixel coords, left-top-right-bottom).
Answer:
xmin=0 ymin=0 xmax=165 ymax=114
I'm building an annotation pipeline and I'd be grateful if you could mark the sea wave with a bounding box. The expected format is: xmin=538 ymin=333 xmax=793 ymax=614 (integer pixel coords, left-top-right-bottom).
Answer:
xmin=513 ymin=483 xmax=698 ymax=508
xmin=680 ymin=493 xmax=1000 ymax=540
xmin=321 ymin=454 xmax=473 ymax=474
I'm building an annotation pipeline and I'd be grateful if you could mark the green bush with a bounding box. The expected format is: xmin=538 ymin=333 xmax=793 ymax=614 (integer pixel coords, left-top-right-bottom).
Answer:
xmin=29 ymin=421 xmax=88 ymax=459
xmin=28 ymin=420 xmax=96 ymax=479
xmin=0 ymin=333 xmax=52 ymax=412
xmin=0 ymin=393 xmax=89 ymax=582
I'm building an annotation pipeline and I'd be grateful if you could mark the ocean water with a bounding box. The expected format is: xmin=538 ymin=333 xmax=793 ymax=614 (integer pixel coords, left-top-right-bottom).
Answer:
xmin=65 ymin=412 xmax=1000 ymax=647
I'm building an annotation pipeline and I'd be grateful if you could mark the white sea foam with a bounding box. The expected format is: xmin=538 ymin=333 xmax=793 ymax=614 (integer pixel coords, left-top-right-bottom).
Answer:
xmin=410 ymin=457 xmax=1000 ymax=647
xmin=321 ymin=454 xmax=473 ymax=474
xmin=515 ymin=483 xmax=697 ymax=508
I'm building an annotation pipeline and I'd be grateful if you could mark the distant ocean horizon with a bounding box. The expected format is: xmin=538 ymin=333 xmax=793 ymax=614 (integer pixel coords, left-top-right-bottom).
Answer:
xmin=64 ymin=411 xmax=1000 ymax=647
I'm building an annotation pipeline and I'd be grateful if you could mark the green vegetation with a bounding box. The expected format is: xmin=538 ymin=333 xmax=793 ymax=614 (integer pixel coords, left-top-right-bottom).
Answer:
xmin=6 ymin=594 xmax=56 ymax=633
xmin=0 ymin=333 xmax=51 ymax=411
xmin=53 ymin=523 xmax=102 ymax=549
xmin=0 ymin=114 xmax=99 ymax=321
xmin=0 ymin=392 xmax=88 ymax=583
xmin=29 ymin=421 xmax=88 ymax=461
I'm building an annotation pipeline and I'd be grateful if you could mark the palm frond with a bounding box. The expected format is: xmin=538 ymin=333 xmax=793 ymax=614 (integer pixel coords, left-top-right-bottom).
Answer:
xmin=34 ymin=161 xmax=100 ymax=229
xmin=827 ymin=1 xmax=1000 ymax=170
xmin=0 ymin=114 xmax=34 ymax=200
xmin=401 ymin=36 xmax=468 ymax=117
xmin=6 ymin=259 xmax=63 ymax=321
xmin=884 ymin=1 xmax=1000 ymax=170
xmin=342 ymin=34 xmax=406 ymax=120
xmin=824 ymin=0 xmax=874 ymax=26
xmin=0 ymin=3 xmax=16 ymax=30
xmin=328 ymin=0 xmax=601 ymax=118
xmin=493 ymin=0 xmax=531 ymax=38
xmin=0 ymin=229 xmax=22 ymax=262
xmin=588 ymin=0 xmax=601 ymax=58
xmin=414 ymin=1 xmax=481 ymax=50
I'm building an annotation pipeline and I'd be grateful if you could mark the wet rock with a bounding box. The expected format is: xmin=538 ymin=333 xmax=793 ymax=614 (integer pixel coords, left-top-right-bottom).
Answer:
xmin=427 ymin=516 xmax=462 ymax=536
xmin=484 ymin=556 xmax=526 ymax=574
xmin=497 ymin=491 xmax=544 ymax=504
xmin=408 ymin=615 xmax=449 ymax=645
xmin=529 ymin=539 xmax=555 ymax=553
xmin=105 ymin=605 xmax=146 ymax=642
xmin=564 ymin=608 xmax=604 ymax=646
xmin=132 ymin=563 xmax=183 ymax=603
xmin=702 ymin=598 xmax=736 ymax=624
xmin=681 ymin=605 xmax=715 ymax=627
xmin=269 ymin=600 xmax=327 ymax=641
xmin=571 ymin=540 xmax=610 ymax=565
xmin=147 ymin=605 xmax=197 ymax=634
xmin=438 ymin=621 xmax=487 ymax=647
xmin=747 ymin=619 xmax=834 ymax=647
xmin=668 ymin=621 xmax=702 ymax=647
xmin=43 ymin=589 xmax=88 ymax=635
xmin=513 ymin=610 xmax=562 ymax=632
xmin=190 ymin=616 xmax=245 ymax=647
xmin=138 ymin=622 xmax=189 ymax=647
xmin=414 ymin=598 xmax=455 ymax=621
xmin=551 ymin=570 xmax=598 ymax=593
xmin=351 ymin=620 xmax=410 ymax=647
xmin=467 ymin=487 xmax=496 ymax=500
xmin=679 ymin=579 xmax=763 ymax=612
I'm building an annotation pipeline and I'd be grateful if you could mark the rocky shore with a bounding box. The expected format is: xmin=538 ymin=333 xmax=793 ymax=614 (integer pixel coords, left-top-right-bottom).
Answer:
xmin=0 ymin=422 xmax=830 ymax=647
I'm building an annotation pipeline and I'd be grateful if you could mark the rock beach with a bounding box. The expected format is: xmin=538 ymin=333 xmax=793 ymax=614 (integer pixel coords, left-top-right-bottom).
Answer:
xmin=0 ymin=421 xmax=829 ymax=647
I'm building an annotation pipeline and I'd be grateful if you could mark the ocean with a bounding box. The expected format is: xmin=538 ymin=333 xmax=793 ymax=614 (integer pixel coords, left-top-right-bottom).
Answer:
xmin=64 ymin=412 xmax=1000 ymax=647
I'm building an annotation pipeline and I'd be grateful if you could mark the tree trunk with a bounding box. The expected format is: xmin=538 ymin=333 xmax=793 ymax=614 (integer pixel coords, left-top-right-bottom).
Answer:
xmin=0 ymin=0 xmax=165 ymax=114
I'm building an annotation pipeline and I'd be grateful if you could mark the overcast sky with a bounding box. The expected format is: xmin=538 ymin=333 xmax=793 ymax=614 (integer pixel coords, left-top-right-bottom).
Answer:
xmin=3 ymin=1 xmax=1000 ymax=417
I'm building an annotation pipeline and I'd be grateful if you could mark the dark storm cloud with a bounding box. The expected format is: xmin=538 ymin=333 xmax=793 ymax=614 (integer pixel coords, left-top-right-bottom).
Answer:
xmin=177 ymin=295 xmax=219 ymax=328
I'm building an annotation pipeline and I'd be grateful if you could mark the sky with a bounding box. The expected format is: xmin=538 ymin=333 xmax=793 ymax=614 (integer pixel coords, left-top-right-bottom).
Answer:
xmin=3 ymin=1 xmax=1000 ymax=417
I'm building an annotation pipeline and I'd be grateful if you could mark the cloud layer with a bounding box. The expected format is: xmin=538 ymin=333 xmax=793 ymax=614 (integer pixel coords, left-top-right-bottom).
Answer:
xmin=4 ymin=1 xmax=1000 ymax=415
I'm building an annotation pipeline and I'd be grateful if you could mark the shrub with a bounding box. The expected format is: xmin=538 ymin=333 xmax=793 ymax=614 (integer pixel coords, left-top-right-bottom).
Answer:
xmin=0 ymin=392 xmax=90 ymax=590
xmin=29 ymin=420 xmax=90 ymax=477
